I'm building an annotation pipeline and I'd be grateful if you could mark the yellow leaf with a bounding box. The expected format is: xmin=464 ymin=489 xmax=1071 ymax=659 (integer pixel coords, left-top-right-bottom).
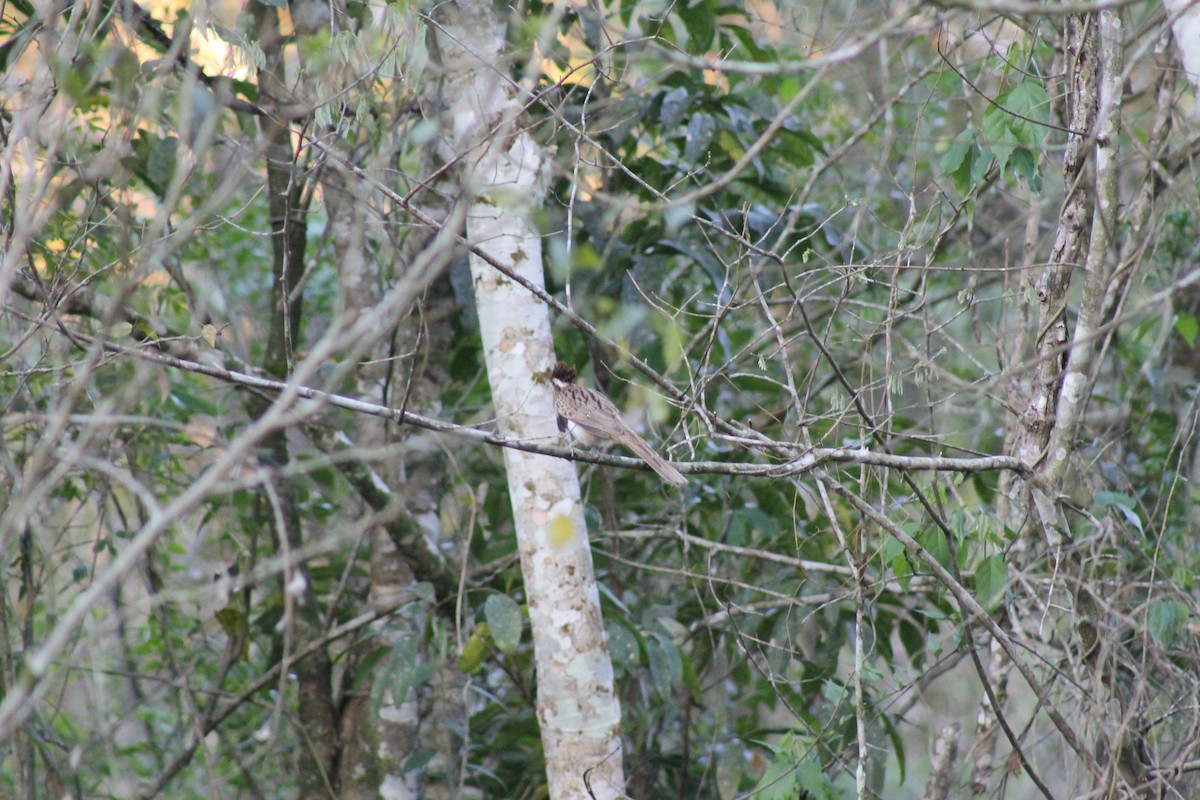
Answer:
xmin=215 ymin=605 xmax=249 ymax=661
xmin=547 ymin=515 xmax=576 ymax=548
xmin=458 ymin=623 xmax=491 ymax=673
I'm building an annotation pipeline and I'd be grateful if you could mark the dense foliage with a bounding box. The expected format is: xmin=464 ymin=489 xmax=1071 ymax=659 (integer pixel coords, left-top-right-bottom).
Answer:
xmin=2 ymin=0 xmax=1199 ymax=798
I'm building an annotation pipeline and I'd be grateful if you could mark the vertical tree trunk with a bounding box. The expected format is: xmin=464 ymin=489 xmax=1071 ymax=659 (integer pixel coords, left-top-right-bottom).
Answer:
xmin=252 ymin=5 xmax=339 ymax=797
xmin=988 ymin=9 xmax=1144 ymax=795
xmin=1161 ymin=0 xmax=1200 ymax=102
xmin=432 ymin=2 xmax=627 ymax=797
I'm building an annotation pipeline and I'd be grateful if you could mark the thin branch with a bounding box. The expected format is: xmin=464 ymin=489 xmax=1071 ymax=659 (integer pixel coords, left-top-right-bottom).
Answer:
xmin=4 ymin=306 xmax=1032 ymax=481
xmin=829 ymin=477 xmax=1103 ymax=785
xmin=136 ymin=600 xmax=417 ymax=799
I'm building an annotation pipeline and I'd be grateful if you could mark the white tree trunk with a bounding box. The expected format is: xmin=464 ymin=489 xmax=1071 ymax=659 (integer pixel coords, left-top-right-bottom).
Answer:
xmin=1163 ymin=0 xmax=1200 ymax=120
xmin=433 ymin=3 xmax=627 ymax=799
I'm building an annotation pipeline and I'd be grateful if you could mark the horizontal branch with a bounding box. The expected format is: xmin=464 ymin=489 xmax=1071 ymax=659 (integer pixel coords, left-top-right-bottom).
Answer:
xmin=5 ymin=307 xmax=1032 ymax=481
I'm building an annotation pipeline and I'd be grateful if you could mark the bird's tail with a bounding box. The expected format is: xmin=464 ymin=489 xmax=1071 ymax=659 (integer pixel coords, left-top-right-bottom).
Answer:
xmin=619 ymin=431 xmax=687 ymax=486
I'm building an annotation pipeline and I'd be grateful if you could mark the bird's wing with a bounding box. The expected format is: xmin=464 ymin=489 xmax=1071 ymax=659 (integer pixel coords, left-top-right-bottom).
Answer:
xmin=567 ymin=389 xmax=628 ymax=439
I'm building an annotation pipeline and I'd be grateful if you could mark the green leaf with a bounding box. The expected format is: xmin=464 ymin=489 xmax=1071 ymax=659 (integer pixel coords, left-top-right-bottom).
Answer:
xmin=147 ymin=136 xmax=179 ymax=194
xmin=163 ymin=287 xmax=192 ymax=333
xmin=1009 ymin=146 xmax=1042 ymax=193
xmin=716 ymin=743 xmax=742 ymax=800
xmin=457 ymin=625 xmax=490 ymax=674
xmin=660 ymin=86 xmax=690 ymax=129
xmin=879 ymin=712 xmax=907 ymax=783
xmin=974 ymin=554 xmax=1009 ymax=609
xmin=1093 ymin=491 xmax=1144 ymax=535
xmin=941 ymin=128 xmax=980 ymax=196
xmin=684 ymin=112 xmax=716 ymax=163
xmin=619 ymin=0 xmax=635 ymax=27
xmin=604 ymin=618 xmax=642 ymax=674
xmin=751 ymin=750 xmax=799 ymax=800
xmin=646 ymin=632 xmax=683 ymax=697
xmin=897 ymin=618 xmax=926 ymax=665
xmin=880 ymin=533 xmax=906 ymax=564
xmin=776 ymin=128 xmax=818 ymax=168
xmin=169 ymin=387 xmax=220 ymax=417
xmin=353 ymin=645 xmax=392 ymax=685
xmin=1003 ymin=81 xmax=1051 ymax=131
xmin=763 ymin=612 xmax=791 ymax=676
xmin=1147 ymin=600 xmax=1182 ymax=648
xmin=411 ymin=581 xmax=436 ymax=604
xmin=215 ymin=606 xmax=249 ymax=661
xmin=917 ymin=528 xmax=951 ymax=571
xmin=716 ymin=128 xmax=745 ymax=161
xmin=401 ymin=747 xmax=437 ymax=775
xmin=726 ymin=24 xmax=769 ymax=62
xmin=1174 ymin=313 xmax=1198 ymax=347
xmin=680 ymin=0 xmax=715 ymax=53
xmin=484 ymin=593 xmax=523 ymax=654
xmin=679 ymin=643 xmax=703 ymax=701
xmin=3 ymin=0 xmax=34 ymax=21
xmin=795 ymin=759 xmax=831 ymax=797
xmin=168 ymin=387 xmax=220 ymax=419
xmin=728 ymin=506 xmax=781 ymax=544
xmin=982 ymin=81 xmax=1049 ymax=187
xmin=981 ymin=107 xmax=1014 ymax=173
xmin=377 ymin=632 xmax=438 ymax=705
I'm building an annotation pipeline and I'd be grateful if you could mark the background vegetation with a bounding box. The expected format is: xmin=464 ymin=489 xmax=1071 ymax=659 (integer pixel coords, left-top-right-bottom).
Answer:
xmin=2 ymin=0 xmax=1199 ymax=798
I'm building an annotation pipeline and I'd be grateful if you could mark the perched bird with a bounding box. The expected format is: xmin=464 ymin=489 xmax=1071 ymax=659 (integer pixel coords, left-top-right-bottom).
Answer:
xmin=550 ymin=361 xmax=687 ymax=486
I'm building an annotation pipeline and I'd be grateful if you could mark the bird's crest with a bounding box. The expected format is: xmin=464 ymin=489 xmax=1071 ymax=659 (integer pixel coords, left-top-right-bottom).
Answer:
xmin=551 ymin=361 xmax=578 ymax=383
